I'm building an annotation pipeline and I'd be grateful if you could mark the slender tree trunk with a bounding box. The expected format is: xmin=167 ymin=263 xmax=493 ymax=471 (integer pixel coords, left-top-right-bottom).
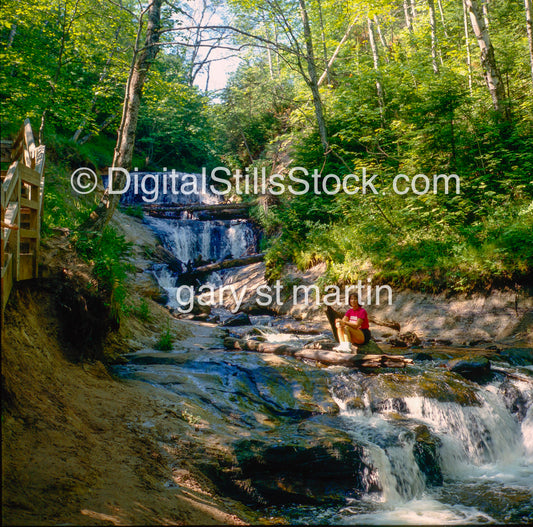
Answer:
xmin=7 ymin=24 xmax=17 ymax=47
xmin=465 ymin=0 xmax=509 ymax=119
xmin=205 ymin=62 xmax=211 ymax=91
xmin=403 ymin=0 xmax=413 ymax=32
xmin=437 ymin=0 xmax=449 ymax=38
xmin=262 ymin=14 xmax=274 ymax=79
xmin=317 ymin=0 xmax=330 ymax=84
xmin=463 ymin=0 xmax=473 ymax=95
xmin=374 ymin=15 xmax=390 ymax=63
xmin=368 ymin=17 xmax=385 ymax=125
xmin=525 ymin=0 xmax=533 ymax=86
xmin=82 ymin=0 xmax=163 ymax=232
xmin=482 ymin=0 xmax=490 ymax=28
xmin=318 ymin=18 xmax=357 ymax=86
xmin=298 ymin=0 xmax=329 ymax=151
xmin=428 ymin=0 xmax=439 ymax=74
xmin=78 ymin=114 xmax=118 ymax=145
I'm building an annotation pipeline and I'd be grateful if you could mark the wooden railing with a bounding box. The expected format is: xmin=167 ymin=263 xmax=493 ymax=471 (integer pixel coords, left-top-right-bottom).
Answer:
xmin=1 ymin=119 xmax=46 ymax=316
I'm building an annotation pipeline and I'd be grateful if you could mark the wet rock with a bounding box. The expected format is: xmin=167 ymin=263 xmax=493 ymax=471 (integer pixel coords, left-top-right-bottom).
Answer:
xmin=359 ymin=371 xmax=481 ymax=407
xmin=498 ymin=348 xmax=533 ymax=366
xmin=151 ymin=290 xmax=169 ymax=305
xmin=239 ymin=302 xmax=278 ymax=316
xmin=221 ymin=313 xmax=252 ymax=327
xmin=447 ymin=356 xmax=491 ymax=381
xmin=410 ymin=352 xmax=433 ymax=362
xmin=498 ymin=380 xmax=528 ymax=421
xmin=229 ymin=423 xmax=377 ymax=505
xmin=466 ymin=339 xmax=490 ymax=347
xmin=191 ymin=297 xmax=211 ymax=315
xmin=387 ymin=337 xmax=408 ymax=347
xmin=373 ymin=397 xmax=408 ymax=414
xmin=412 ymin=425 xmax=443 ymax=486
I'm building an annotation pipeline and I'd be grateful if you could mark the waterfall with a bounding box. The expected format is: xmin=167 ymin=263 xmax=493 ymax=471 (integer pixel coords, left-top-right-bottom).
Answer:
xmin=120 ymin=171 xmax=259 ymax=310
xmin=146 ymin=217 xmax=256 ymax=265
xmin=330 ymin=369 xmax=533 ymax=522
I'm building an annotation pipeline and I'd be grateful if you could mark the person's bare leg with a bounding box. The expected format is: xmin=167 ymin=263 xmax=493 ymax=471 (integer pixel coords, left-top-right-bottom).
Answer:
xmin=334 ymin=320 xmax=352 ymax=351
xmin=345 ymin=326 xmax=365 ymax=345
xmin=336 ymin=320 xmax=349 ymax=342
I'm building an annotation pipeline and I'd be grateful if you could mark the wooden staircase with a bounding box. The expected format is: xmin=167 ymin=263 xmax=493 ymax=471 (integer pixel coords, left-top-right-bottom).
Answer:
xmin=1 ymin=119 xmax=46 ymax=317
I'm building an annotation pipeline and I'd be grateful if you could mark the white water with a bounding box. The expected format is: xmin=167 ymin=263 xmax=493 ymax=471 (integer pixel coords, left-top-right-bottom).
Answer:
xmin=146 ymin=217 xmax=256 ymax=264
xmin=138 ymin=173 xmax=258 ymax=311
xmin=331 ymin=373 xmax=533 ymax=524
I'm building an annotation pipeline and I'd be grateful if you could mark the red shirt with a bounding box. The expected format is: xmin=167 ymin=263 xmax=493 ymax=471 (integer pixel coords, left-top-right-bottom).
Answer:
xmin=345 ymin=307 xmax=369 ymax=329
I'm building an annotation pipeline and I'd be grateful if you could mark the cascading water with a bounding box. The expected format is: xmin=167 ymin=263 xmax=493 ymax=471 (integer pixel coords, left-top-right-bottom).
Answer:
xmin=118 ymin=171 xmax=258 ymax=306
xmin=322 ymin=368 xmax=533 ymax=524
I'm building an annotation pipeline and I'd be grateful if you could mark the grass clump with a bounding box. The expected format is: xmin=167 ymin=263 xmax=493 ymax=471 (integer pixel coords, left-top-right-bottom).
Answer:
xmin=121 ymin=205 xmax=144 ymax=219
xmin=154 ymin=322 xmax=173 ymax=351
xmin=132 ymin=298 xmax=151 ymax=322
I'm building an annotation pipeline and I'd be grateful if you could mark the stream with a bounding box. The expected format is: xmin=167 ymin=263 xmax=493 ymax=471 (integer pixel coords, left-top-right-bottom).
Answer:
xmin=117 ymin=171 xmax=533 ymax=524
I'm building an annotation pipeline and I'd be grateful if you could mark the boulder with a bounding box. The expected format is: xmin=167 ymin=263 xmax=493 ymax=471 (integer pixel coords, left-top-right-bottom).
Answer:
xmin=357 ymin=340 xmax=383 ymax=355
xmin=221 ymin=313 xmax=252 ymax=327
xmin=412 ymin=425 xmax=443 ymax=486
xmin=239 ymin=302 xmax=279 ymax=316
xmin=387 ymin=332 xmax=421 ymax=348
xmin=447 ymin=356 xmax=491 ymax=381
xmin=498 ymin=380 xmax=529 ymax=421
xmin=406 ymin=352 xmax=433 ymax=362
xmin=498 ymin=347 xmax=533 ymax=366
xmin=229 ymin=423 xmax=378 ymax=505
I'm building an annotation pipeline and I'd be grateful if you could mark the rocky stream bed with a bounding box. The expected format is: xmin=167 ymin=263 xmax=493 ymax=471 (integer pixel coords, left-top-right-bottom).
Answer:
xmin=113 ymin=313 xmax=533 ymax=525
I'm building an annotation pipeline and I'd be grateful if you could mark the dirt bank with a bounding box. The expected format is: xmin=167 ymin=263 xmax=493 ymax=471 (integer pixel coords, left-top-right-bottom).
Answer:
xmin=1 ymin=225 xmax=249 ymax=526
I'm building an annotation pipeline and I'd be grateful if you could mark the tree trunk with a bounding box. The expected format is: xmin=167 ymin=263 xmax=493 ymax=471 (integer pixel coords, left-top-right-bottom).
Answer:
xmin=428 ymin=0 xmax=440 ymax=74
xmin=298 ymin=0 xmax=329 ymax=152
xmin=464 ymin=0 xmax=509 ymax=119
xmin=525 ymin=0 xmax=533 ymax=86
xmin=367 ymin=17 xmax=385 ymax=125
xmin=437 ymin=0 xmax=450 ymax=38
xmin=482 ymin=0 xmax=490 ymax=28
xmin=410 ymin=0 xmax=417 ymax=20
xmin=463 ymin=0 xmax=473 ymax=95
xmin=82 ymin=0 xmax=163 ymax=232
xmin=7 ymin=24 xmax=17 ymax=47
xmin=317 ymin=0 xmax=330 ymax=84
xmin=403 ymin=0 xmax=413 ymax=32
xmin=317 ymin=18 xmax=357 ymax=86
xmin=374 ymin=15 xmax=390 ymax=63
xmin=78 ymin=114 xmax=118 ymax=145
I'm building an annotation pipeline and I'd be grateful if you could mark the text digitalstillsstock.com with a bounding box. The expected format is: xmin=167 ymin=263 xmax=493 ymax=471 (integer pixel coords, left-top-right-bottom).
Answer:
xmin=70 ymin=166 xmax=461 ymax=201
xmin=175 ymin=280 xmax=393 ymax=313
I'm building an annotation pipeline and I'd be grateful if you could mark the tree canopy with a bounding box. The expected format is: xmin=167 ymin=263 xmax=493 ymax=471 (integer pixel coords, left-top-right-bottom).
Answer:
xmin=1 ymin=0 xmax=531 ymax=292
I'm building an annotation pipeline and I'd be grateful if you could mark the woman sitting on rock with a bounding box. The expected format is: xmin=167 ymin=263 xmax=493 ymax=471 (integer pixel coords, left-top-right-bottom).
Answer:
xmin=334 ymin=293 xmax=371 ymax=353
